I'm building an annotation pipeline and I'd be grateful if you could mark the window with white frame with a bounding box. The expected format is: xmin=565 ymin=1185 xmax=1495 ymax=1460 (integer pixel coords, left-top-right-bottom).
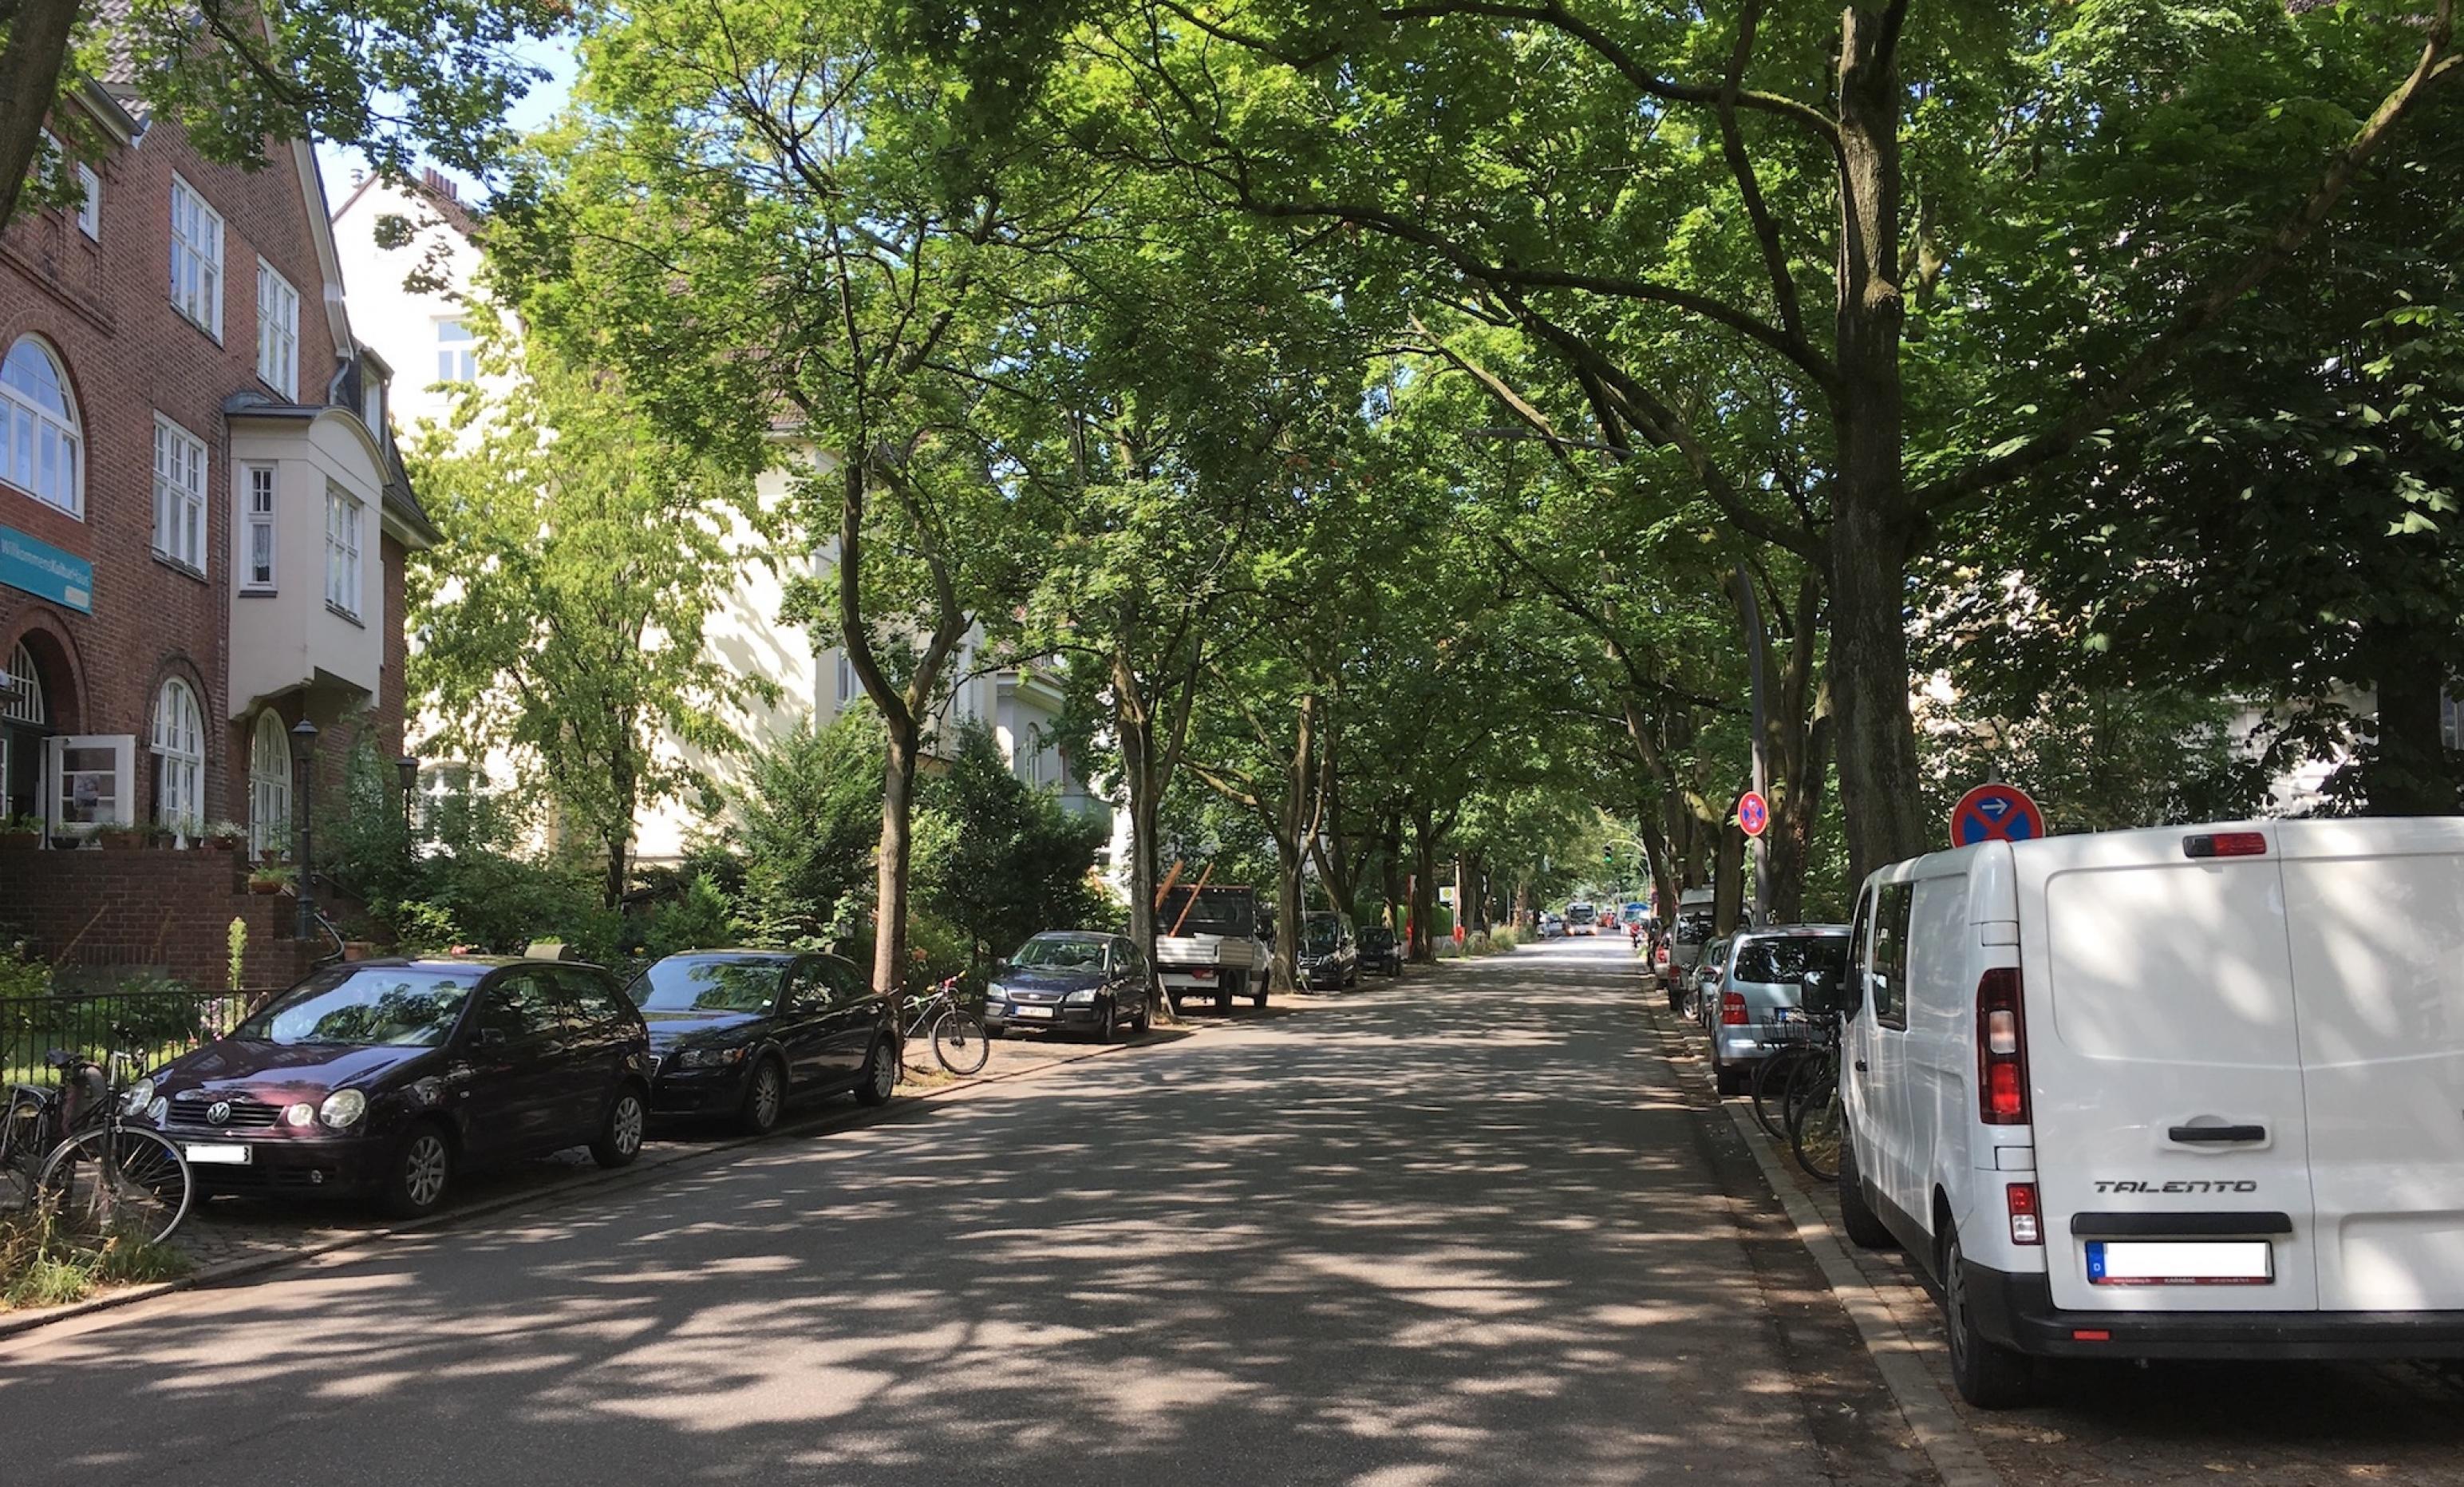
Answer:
xmin=152 ymin=678 xmax=204 ymax=834
xmin=152 ymin=416 xmax=207 ymax=571
xmin=248 ymin=709 xmax=290 ymax=857
xmin=435 ymin=318 xmax=477 ymax=382
xmin=325 ymin=483 xmax=362 ymax=617
xmin=0 ymin=337 xmax=82 ymax=516
xmin=255 ymin=261 xmax=298 ymax=398
xmin=76 ymin=163 xmax=98 ymax=238
xmin=241 ymin=463 xmax=277 ymax=590
xmin=835 ymin=651 xmax=857 ymax=705
xmin=169 ymin=176 xmax=223 ymax=338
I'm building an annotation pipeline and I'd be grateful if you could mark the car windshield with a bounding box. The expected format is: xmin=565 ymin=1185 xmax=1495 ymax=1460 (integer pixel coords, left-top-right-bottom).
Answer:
xmin=1732 ymin=936 xmax=1850 ymax=985
xmin=1359 ymin=927 xmax=1394 ymax=949
xmin=627 ymin=958 xmax=786 ymax=1014
xmin=1012 ymin=936 xmax=1106 ymax=971
xmin=1303 ymin=917 xmax=1343 ymax=952
xmin=232 ymin=967 xmax=483 ymax=1047
xmin=1675 ymin=914 xmax=1713 ymax=945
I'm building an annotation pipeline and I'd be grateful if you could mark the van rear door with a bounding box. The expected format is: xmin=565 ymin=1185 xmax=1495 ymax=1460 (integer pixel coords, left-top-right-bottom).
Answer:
xmin=2024 ymin=827 xmax=2320 ymax=1312
xmin=2277 ymin=819 xmax=2464 ymax=1313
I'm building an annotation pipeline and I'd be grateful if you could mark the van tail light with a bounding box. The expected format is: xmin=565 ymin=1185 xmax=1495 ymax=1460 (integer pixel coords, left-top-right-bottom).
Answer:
xmin=1976 ymin=967 xmax=2031 ymax=1125
xmin=2183 ymin=831 xmax=2267 ymax=859
xmin=2006 ymin=1181 xmax=2043 ymax=1245
xmin=1720 ymin=991 xmax=1748 ymax=1026
xmin=1190 ymin=968 xmax=1216 ymax=981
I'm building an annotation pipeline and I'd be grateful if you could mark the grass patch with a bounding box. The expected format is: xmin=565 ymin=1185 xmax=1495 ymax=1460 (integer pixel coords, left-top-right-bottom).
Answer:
xmin=0 ymin=1201 xmax=192 ymax=1311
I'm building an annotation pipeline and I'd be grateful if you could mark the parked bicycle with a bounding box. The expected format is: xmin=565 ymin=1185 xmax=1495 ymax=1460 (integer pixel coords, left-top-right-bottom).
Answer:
xmin=902 ymin=976 xmax=990 ymax=1077
xmin=2 ymin=1034 xmax=195 ymax=1246
xmin=1731 ymin=1006 xmax=1846 ymax=1182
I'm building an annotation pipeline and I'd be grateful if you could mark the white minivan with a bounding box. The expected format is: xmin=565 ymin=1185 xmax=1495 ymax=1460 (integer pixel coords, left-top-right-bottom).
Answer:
xmin=1825 ymin=818 xmax=2464 ymax=1408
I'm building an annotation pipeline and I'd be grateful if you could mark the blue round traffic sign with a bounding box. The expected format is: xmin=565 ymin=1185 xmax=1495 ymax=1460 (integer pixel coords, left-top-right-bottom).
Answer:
xmin=1951 ymin=783 xmax=2045 ymax=847
xmin=1737 ymin=791 xmax=1769 ymax=838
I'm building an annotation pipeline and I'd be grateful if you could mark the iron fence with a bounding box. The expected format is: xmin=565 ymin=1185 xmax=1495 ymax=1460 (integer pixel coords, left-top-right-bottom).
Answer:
xmin=0 ymin=988 xmax=255 ymax=1087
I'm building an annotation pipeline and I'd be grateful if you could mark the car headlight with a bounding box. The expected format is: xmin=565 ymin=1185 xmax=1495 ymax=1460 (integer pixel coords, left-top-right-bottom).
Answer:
xmin=1063 ymin=988 xmax=1096 ymax=1005
xmin=122 ymin=1078 xmax=155 ymax=1114
xmin=285 ymin=1101 xmax=317 ymax=1127
xmin=677 ymin=1047 xmax=744 ymax=1070
xmin=985 ymin=984 xmax=1009 ymax=1001
xmin=318 ymin=1090 xmax=367 ymax=1129
xmin=147 ymin=1096 xmax=168 ymax=1125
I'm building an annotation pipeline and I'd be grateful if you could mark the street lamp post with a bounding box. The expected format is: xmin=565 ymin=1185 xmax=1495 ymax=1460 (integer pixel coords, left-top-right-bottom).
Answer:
xmin=289 ymin=718 xmax=319 ymax=942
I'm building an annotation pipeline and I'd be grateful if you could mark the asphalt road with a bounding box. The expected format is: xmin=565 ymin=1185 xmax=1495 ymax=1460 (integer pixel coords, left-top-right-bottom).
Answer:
xmin=0 ymin=939 xmax=1925 ymax=1485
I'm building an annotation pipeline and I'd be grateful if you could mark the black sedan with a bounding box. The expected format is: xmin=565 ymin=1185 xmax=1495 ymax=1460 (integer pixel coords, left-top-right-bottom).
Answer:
xmin=139 ymin=958 xmax=651 ymax=1219
xmin=1357 ymin=924 xmax=1403 ymax=978
xmin=627 ymin=951 xmax=902 ymax=1133
xmin=985 ymin=932 xmax=1155 ymax=1042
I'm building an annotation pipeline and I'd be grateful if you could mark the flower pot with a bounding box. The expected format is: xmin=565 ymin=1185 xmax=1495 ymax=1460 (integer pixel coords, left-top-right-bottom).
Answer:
xmin=0 ymin=832 xmax=38 ymax=851
xmin=207 ymin=837 xmax=239 ymax=852
xmin=97 ymin=831 xmax=142 ymax=851
xmin=247 ymin=878 xmax=286 ymax=896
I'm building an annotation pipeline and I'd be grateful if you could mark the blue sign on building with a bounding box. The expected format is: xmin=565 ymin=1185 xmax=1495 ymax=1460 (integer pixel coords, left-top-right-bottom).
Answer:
xmin=0 ymin=524 xmax=93 ymax=613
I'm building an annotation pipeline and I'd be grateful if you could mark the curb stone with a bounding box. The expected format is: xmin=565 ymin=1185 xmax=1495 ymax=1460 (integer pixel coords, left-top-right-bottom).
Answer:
xmin=0 ymin=1021 xmax=1202 ymax=1344
xmin=1644 ymin=987 xmax=2004 ymax=1487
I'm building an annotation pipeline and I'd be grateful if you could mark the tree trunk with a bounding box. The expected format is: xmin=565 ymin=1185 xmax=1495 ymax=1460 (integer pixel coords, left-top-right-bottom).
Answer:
xmin=1273 ymin=834 xmax=1304 ymax=994
xmin=1829 ymin=3 xmax=1928 ymax=892
xmin=2362 ymin=620 xmax=2457 ymax=815
xmin=1712 ymin=815 xmax=1746 ymax=935
xmin=1409 ymin=806 xmax=1440 ymax=963
xmin=1117 ymin=694 xmax=1162 ymax=966
xmin=0 ymin=0 xmax=81 ymax=228
xmin=873 ymin=722 xmax=921 ymax=995
xmin=1380 ymin=825 xmax=1405 ymax=935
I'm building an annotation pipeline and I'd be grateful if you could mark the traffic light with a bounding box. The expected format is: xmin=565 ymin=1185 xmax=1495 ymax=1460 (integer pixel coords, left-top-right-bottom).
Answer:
xmin=1602 ymin=844 xmax=1613 ymax=863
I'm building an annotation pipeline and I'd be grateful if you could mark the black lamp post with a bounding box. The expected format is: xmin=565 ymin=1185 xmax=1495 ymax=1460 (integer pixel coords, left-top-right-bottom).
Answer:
xmin=395 ymin=754 xmax=419 ymax=858
xmin=290 ymin=718 xmax=319 ymax=941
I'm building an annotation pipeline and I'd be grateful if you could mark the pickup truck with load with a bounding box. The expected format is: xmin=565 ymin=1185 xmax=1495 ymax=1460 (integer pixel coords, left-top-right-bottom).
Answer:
xmin=1155 ymin=884 xmax=1270 ymax=1011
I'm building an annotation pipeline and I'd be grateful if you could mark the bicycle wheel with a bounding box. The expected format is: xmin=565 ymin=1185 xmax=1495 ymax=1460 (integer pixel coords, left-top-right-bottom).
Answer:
xmin=932 ymin=1008 xmax=991 ymax=1076
xmin=37 ymin=1125 xmax=194 ymax=1246
xmin=1789 ymin=1073 xmax=1844 ymax=1182
xmin=1749 ymin=1047 xmax=1813 ymax=1141
xmin=1 ymin=1090 xmax=47 ymax=1205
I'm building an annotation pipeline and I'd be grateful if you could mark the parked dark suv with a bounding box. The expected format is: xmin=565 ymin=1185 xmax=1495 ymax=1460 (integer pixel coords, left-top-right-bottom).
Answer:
xmin=140 ymin=958 xmax=653 ymax=1218
xmin=1356 ymin=924 xmax=1403 ymax=978
xmin=628 ymin=949 xmax=902 ymax=1132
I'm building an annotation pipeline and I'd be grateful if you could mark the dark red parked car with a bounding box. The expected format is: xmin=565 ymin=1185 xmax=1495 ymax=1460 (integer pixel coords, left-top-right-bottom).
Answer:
xmin=136 ymin=957 xmax=653 ymax=1217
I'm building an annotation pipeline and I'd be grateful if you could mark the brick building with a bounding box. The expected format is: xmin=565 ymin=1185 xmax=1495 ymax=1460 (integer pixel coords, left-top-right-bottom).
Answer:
xmin=0 ymin=73 xmax=432 ymax=984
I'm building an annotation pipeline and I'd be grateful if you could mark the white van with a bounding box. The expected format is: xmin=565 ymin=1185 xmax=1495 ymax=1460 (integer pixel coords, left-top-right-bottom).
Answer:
xmin=1826 ymin=818 xmax=2464 ymax=1408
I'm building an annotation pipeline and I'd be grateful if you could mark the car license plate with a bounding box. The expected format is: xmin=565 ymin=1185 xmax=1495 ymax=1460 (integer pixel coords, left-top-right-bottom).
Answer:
xmin=183 ymin=1143 xmax=253 ymax=1166
xmin=1770 ymin=1006 xmax=1795 ymax=1023
xmin=2087 ymin=1240 xmax=2272 ymax=1285
xmin=1011 ymin=1005 xmax=1053 ymax=1019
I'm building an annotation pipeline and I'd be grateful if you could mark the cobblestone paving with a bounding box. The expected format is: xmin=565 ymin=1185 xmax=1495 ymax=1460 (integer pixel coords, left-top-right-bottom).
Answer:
xmin=1656 ymin=983 xmax=2464 ymax=1487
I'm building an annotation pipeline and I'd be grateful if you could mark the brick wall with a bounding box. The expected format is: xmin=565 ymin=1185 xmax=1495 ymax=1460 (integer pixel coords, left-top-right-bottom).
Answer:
xmin=1 ymin=113 xmax=351 ymax=830
xmin=0 ymin=847 xmax=319 ymax=991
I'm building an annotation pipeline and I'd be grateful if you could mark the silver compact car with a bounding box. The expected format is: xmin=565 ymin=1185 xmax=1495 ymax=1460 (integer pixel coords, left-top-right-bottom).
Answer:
xmin=1706 ymin=925 xmax=1851 ymax=1095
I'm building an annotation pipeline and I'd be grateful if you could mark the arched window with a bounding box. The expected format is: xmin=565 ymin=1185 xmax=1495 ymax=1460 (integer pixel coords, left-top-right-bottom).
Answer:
xmin=248 ymin=709 xmax=290 ymax=857
xmin=2 ymin=641 xmax=42 ymax=726
xmin=0 ymin=338 xmax=83 ymax=516
xmin=151 ymin=678 xmax=203 ymax=833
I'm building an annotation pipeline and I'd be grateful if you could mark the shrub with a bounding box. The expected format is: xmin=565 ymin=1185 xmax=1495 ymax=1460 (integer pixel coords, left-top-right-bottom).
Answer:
xmin=644 ymin=872 xmax=736 ymax=959
xmin=729 ymin=713 xmax=891 ymax=950
xmin=1 ymin=1204 xmax=192 ymax=1311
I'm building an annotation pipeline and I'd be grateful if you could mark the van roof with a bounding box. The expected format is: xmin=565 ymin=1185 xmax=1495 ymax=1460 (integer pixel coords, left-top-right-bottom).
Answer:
xmin=1868 ymin=817 xmax=2464 ymax=892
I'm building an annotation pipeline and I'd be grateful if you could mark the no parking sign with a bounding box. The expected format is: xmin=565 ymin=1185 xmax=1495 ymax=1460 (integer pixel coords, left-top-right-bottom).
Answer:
xmin=1950 ymin=783 xmax=2046 ymax=847
xmin=1737 ymin=791 xmax=1769 ymax=838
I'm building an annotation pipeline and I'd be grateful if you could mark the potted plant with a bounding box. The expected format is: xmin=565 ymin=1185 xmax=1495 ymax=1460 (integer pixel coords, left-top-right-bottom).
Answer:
xmin=96 ymin=824 xmax=144 ymax=850
xmin=0 ymin=814 xmax=40 ymax=850
xmin=247 ymin=864 xmax=295 ymax=896
xmin=201 ymin=821 xmax=247 ymax=852
xmin=142 ymin=822 xmax=184 ymax=849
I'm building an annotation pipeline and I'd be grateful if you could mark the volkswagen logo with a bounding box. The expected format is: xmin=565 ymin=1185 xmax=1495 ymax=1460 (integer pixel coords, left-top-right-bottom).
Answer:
xmin=206 ymin=1101 xmax=232 ymax=1126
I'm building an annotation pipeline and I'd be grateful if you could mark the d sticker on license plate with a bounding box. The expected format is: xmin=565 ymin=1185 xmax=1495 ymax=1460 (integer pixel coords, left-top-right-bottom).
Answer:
xmin=2087 ymin=1240 xmax=2272 ymax=1285
xmin=183 ymin=1143 xmax=253 ymax=1166
xmin=1011 ymin=1005 xmax=1053 ymax=1018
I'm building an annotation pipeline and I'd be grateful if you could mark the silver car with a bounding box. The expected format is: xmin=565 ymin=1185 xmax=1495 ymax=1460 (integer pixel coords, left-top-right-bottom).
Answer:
xmin=1706 ymin=925 xmax=1851 ymax=1096
xmin=1684 ymin=935 xmax=1732 ymax=1027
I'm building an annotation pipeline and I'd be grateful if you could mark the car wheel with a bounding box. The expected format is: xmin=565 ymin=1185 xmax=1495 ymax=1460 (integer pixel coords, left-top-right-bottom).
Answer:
xmin=853 ymin=1038 xmax=897 ymax=1106
xmin=1252 ymin=981 xmax=1270 ymax=1010
xmin=1943 ymin=1224 xmax=2036 ymax=1408
xmin=739 ymin=1058 xmax=786 ymax=1137
xmin=378 ymin=1121 xmax=453 ymax=1220
xmin=1712 ymin=1050 xmax=1746 ymax=1097
xmin=590 ymin=1085 xmax=647 ymax=1169
xmin=1837 ymin=1137 xmax=1896 ymax=1250
xmin=1130 ymin=996 xmax=1152 ymax=1034
xmin=1091 ymin=998 xmax=1118 ymax=1045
